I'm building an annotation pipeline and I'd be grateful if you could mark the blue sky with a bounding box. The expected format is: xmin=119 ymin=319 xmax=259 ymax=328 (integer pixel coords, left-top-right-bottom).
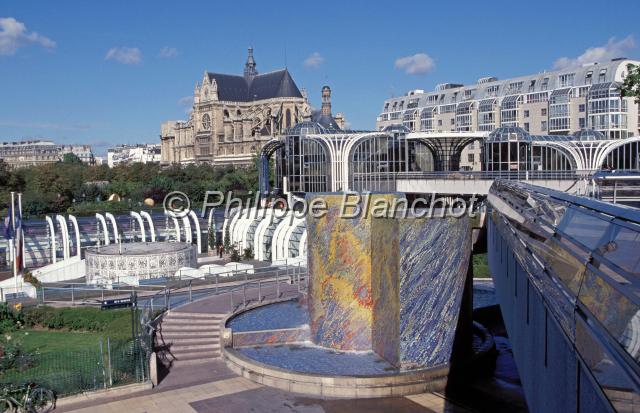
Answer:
xmin=1 ymin=0 xmax=639 ymax=155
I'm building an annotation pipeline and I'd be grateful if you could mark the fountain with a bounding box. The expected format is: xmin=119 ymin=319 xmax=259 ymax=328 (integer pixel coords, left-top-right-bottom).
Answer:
xmin=221 ymin=193 xmax=474 ymax=397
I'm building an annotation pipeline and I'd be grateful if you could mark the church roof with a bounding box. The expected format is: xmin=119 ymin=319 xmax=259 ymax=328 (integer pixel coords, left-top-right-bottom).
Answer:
xmin=311 ymin=110 xmax=341 ymax=130
xmin=206 ymin=69 xmax=303 ymax=102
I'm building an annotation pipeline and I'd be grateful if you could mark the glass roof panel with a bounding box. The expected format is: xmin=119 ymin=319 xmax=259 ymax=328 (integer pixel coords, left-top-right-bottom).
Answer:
xmin=572 ymin=129 xmax=607 ymax=141
xmin=487 ymin=126 xmax=531 ymax=142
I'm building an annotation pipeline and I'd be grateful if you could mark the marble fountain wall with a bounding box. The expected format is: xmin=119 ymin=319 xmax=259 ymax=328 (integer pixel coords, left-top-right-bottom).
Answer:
xmin=306 ymin=193 xmax=472 ymax=369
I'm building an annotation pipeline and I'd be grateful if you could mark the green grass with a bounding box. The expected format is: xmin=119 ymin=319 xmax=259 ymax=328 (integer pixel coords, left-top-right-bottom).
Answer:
xmin=1 ymin=308 xmax=145 ymax=396
xmin=17 ymin=307 xmax=136 ymax=353
xmin=20 ymin=330 xmax=106 ymax=354
xmin=473 ymin=253 xmax=491 ymax=278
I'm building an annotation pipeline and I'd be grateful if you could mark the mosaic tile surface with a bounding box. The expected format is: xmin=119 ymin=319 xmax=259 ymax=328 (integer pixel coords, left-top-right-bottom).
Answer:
xmin=306 ymin=193 xmax=472 ymax=369
xmin=232 ymin=326 xmax=310 ymax=348
xmin=398 ymin=217 xmax=472 ymax=368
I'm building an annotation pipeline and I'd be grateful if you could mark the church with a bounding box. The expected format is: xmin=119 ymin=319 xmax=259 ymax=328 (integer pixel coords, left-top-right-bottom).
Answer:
xmin=160 ymin=48 xmax=345 ymax=166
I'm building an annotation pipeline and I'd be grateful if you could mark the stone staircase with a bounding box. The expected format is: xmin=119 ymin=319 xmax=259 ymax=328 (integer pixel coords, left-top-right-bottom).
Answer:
xmin=156 ymin=311 xmax=226 ymax=367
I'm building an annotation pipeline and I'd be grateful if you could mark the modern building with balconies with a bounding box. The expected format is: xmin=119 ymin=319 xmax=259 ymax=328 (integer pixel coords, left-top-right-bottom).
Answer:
xmin=377 ymin=58 xmax=640 ymax=171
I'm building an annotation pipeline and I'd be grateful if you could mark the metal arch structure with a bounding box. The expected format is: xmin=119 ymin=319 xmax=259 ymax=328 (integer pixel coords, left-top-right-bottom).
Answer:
xmin=182 ymin=215 xmax=192 ymax=244
xmin=298 ymin=136 xmax=333 ymax=192
xmin=45 ymin=215 xmax=57 ymax=264
xmin=68 ymin=215 xmax=81 ymax=258
xmin=222 ymin=208 xmax=240 ymax=246
xmin=228 ymin=209 xmax=245 ymax=248
xmin=164 ymin=210 xmax=181 ymax=242
xmin=271 ymin=212 xmax=293 ymax=261
xmin=524 ymin=136 xmax=640 ymax=172
xmin=530 ymin=141 xmax=580 ymax=171
xmin=298 ymin=230 xmax=307 ymax=258
xmin=130 ymin=211 xmax=146 ymax=242
xmin=55 ymin=214 xmax=70 ymax=260
xmin=258 ymin=138 xmax=285 ymax=196
xmin=283 ymin=218 xmax=305 ymax=260
xmin=345 ymin=133 xmax=400 ymax=191
xmin=95 ymin=213 xmax=110 ymax=246
xmin=140 ymin=211 xmax=156 ymax=242
xmin=105 ymin=212 xmax=119 ymax=243
xmin=304 ymin=132 xmax=392 ymax=192
xmin=406 ymin=131 xmax=489 ymax=172
xmin=188 ymin=210 xmax=202 ymax=253
xmin=594 ymin=136 xmax=640 ymax=170
xmin=531 ymin=137 xmax=611 ymax=171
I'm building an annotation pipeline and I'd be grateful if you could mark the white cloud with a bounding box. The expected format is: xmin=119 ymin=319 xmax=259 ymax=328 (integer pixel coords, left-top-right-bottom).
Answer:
xmin=394 ymin=53 xmax=435 ymax=75
xmin=159 ymin=46 xmax=178 ymax=58
xmin=105 ymin=47 xmax=142 ymax=65
xmin=303 ymin=52 xmax=324 ymax=68
xmin=554 ymin=36 xmax=636 ymax=70
xmin=0 ymin=119 xmax=90 ymax=131
xmin=178 ymin=96 xmax=193 ymax=114
xmin=177 ymin=96 xmax=193 ymax=106
xmin=0 ymin=17 xmax=56 ymax=55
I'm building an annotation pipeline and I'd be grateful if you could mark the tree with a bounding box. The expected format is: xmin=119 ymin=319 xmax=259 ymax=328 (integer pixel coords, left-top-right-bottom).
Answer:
xmin=62 ymin=153 xmax=83 ymax=164
xmin=620 ymin=63 xmax=640 ymax=104
xmin=223 ymin=224 xmax=231 ymax=253
xmin=208 ymin=224 xmax=217 ymax=252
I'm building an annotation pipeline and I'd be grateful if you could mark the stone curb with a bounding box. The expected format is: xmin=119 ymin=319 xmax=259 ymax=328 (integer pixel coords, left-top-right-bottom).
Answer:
xmin=55 ymin=381 xmax=153 ymax=408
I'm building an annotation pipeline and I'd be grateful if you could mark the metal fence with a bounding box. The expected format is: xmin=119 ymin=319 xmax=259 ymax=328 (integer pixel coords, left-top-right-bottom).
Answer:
xmin=0 ymin=334 xmax=151 ymax=397
xmin=37 ymin=264 xmax=306 ymax=309
xmin=0 ymin=263 xmax=306 ymax=398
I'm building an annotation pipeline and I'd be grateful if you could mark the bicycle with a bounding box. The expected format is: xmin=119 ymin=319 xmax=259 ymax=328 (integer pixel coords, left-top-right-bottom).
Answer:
xmin=0 ymin=383 xmax=55 ymax=413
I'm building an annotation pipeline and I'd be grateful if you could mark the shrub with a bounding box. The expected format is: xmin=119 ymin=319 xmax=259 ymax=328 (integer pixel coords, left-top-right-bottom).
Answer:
xmin=23 ymin=270 xmax=41 ymax=288
xmin=0 ymin=303 xmax=24 ymax=334
xmin=230 ymin=247 xmax=241 ymax=262
xmin=243 ymin=247 xmax=254 ymax=260
xmin=23 ymin=306 xmax=130 ymax=333
xmin=0 ymin=333 xmax=30 ymax=371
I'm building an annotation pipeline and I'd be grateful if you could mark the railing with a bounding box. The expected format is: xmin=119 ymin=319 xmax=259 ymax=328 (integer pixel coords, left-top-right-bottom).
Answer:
xmin=37 ymin=263 xmax=307 ymax=310
xmin=395 ymin=170 xmax=583 ymax=180
xmin=224 ymin=266 xmax=308 ymax=313
xmin=0 ymin=283 xmax=37 ymax=302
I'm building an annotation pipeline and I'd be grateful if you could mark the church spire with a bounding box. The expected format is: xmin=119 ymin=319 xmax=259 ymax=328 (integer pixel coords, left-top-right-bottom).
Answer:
xmin=321 ymin=85 xmax=332 ymax=116
xmin=244 ymin=47 xmax=258 ymax=80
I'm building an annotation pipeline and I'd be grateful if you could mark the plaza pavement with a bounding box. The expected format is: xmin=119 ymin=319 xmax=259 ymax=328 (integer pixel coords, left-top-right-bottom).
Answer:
xmin=57 ymin=282 xmax=474 ymax=413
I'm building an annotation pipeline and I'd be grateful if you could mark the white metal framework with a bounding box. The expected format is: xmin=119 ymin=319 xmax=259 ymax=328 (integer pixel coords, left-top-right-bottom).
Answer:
xmin=224 ymin=207 xmax=307 ymax=263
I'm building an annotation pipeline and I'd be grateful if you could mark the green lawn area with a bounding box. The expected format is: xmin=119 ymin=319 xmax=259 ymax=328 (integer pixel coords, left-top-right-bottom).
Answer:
xmin=1 ymin=307 xmax=144 ymax=396
xmin=20 ymin=330 xmax=108 ymax=354
xmin=17 ymin=307 xmax=136 ymax=353
xmin=473 ymin=253 xmax=491 ymax=278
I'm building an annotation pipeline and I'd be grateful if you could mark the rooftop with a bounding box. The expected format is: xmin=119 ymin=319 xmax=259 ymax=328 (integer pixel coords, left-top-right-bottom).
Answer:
xmin=206 ymin=49 xmax=303 ymax=102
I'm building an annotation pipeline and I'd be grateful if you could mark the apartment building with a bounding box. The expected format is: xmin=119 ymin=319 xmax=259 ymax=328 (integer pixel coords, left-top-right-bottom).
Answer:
xmin=377 ymin=58 xmax=640 ymax=170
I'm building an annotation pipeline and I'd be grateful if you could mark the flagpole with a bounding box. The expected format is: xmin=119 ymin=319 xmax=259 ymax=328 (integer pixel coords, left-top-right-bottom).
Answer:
xmin=10 ymin=192 xmax=15 ymax=232
xmin=13 ymin=240 xmax=18 ymax=296
xmin=10 ymin=192 xmax=18 ymax=295
xmin=18 ymin=192 xmax=24 ymax=270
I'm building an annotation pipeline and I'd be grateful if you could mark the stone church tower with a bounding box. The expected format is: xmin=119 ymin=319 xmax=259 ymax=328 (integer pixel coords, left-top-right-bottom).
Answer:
xmin=321 ymin=85 xmax=332 ymax=116
xmin=160 ymin=48 xmax=309 ymax=166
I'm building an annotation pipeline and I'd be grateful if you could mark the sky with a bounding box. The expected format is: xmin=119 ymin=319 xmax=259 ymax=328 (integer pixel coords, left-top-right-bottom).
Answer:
xmin=1 ymin=0 xmax=639 ymax=155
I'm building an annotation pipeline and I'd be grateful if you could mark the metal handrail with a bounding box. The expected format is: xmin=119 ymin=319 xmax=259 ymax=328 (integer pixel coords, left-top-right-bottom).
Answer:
xmin=395 ymin=170 xmax=583 ymax=180
xmin=38 ymin=263 xmax=307 ymax=308
xmin=224 ymin=265 xmax=308 ymax=312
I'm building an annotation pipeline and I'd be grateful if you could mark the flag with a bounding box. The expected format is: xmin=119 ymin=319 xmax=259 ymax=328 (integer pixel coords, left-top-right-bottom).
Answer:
xmin=3 ymin=206 xmax=14 ymax=240
xmin=14 ymin=207 xmax=23 ymax=273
